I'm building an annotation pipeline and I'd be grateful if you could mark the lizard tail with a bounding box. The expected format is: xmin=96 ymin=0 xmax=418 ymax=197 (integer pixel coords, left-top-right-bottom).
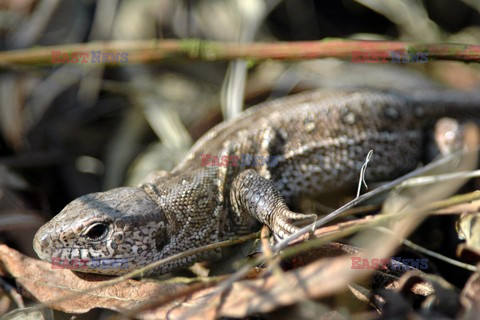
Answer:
xmin=407 ymin=89 xmax=480 ymax=119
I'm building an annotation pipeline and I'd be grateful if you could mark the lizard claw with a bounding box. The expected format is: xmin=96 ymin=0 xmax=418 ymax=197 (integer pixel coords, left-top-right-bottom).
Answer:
xmin=272 ymin=210 xmax=317 ymax=239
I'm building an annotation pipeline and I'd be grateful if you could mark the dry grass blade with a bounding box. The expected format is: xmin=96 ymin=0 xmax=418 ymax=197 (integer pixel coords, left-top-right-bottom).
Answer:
xmin=275 ymin=143 xmax=480 ymax=252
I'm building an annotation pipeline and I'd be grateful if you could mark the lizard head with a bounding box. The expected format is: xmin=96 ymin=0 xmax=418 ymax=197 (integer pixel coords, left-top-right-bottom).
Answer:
xmin=33 ymin=187 xmax=167 ymax=275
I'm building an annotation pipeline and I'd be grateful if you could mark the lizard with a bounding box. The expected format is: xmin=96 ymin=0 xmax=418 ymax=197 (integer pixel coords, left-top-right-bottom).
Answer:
xmin=33 ymin=88 xmax=480 ymax=276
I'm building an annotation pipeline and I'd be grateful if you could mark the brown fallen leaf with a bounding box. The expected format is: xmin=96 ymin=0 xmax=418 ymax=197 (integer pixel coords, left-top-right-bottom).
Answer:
xmin=0 ymin=245 xmax=204 ymax=314
xmin=118 ymin=243 xmax=424 ymax=319
xmin=138 ymin=255 xmax=367 ymax=319
xmin=4 ymin=241 xmax=345 ymax=320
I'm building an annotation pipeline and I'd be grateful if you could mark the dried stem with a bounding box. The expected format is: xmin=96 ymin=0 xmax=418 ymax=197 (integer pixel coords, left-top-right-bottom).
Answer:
xmin=1 ymin=39 xmax=480 ymax=66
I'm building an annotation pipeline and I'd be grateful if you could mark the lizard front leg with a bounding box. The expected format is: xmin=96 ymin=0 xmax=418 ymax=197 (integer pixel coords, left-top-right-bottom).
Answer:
xmin=230 ymin=169 xmax=317 ymax=238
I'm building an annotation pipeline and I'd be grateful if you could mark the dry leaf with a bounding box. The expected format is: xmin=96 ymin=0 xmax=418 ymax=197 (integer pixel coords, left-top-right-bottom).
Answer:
xmin=0 ymin=245 xmax=191 ymax=314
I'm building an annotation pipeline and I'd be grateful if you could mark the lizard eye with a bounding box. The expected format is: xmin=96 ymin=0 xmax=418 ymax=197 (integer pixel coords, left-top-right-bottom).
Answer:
xmin=85 ymin=223 xmax=109 ymax=241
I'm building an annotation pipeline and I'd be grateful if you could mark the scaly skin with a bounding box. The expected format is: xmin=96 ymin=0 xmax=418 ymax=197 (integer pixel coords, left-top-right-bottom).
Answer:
xmin=33 ymin=88 xmax=480 ymax=275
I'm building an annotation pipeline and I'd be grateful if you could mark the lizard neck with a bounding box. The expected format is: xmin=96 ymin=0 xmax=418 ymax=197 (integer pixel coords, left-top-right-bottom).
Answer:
xmin=140 ymin=168 xmax=228 ymax=269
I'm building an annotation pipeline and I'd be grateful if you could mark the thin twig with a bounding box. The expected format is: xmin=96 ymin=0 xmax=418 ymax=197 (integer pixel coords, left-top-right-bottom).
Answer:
xmin=280 ymin=191 xmax=480 ymax=262
xmin=374 ymin=226 xmax=477 ymax=272
xmin=0 ymin=277 xmax=24 ymax=308
xmin=357 ymin=150 xmax=373 ymax=198
xmin=399 ymin=169 xmax=480 ymax=187
xmin=260 ymin=225 xmax=283 ymax=278
xmin=273 ymin=148 xmax=478 ymax=252
xmin=1 ymin=39 xmax=480 ymax=66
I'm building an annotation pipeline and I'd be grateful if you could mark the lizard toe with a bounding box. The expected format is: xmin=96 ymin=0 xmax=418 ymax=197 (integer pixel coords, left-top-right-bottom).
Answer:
xmin=272 ymin=210 xmax=317 ymax=238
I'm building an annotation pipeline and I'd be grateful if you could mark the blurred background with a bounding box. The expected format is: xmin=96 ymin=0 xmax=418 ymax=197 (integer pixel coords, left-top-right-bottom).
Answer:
xmin=1 ymin=0 xmax=480 ymax=313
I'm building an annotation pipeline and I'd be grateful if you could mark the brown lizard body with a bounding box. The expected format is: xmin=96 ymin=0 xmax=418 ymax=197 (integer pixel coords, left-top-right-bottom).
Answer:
xmin=33 ymin=88 xmax=480 ymax=275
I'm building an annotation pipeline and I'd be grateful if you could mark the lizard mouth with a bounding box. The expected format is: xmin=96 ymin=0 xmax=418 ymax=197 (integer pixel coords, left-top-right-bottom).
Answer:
xmin=33 ymin=240 xmax=131 ymax=262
